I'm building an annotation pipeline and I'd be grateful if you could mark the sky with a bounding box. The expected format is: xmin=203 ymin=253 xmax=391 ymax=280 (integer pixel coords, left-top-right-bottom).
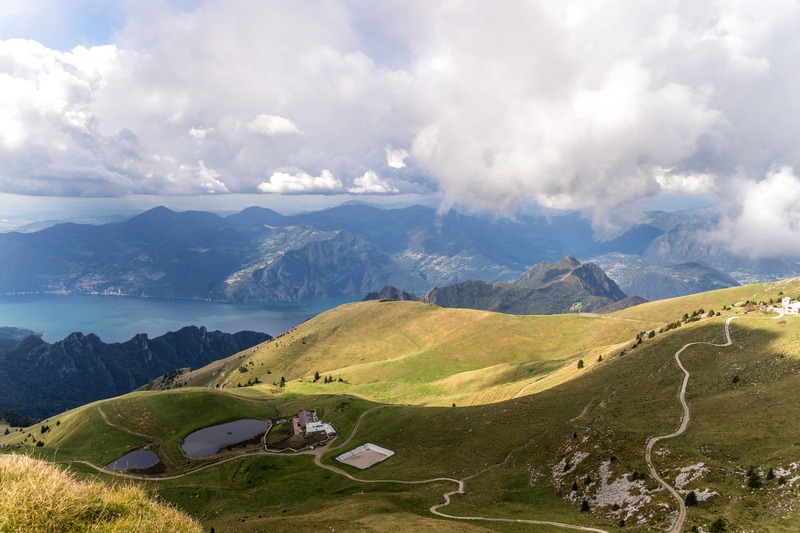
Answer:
xmin=1 ymin=1 xmax=800 ymax=254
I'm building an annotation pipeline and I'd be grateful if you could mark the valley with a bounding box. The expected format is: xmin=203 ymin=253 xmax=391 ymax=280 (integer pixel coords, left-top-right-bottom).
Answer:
xmin=4 ymin=280 xmax=800 ymax=531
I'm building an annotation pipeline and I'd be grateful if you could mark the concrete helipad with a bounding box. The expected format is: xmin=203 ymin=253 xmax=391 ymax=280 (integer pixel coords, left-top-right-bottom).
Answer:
xmin=335 ymin=443 xmax=395 ymax=469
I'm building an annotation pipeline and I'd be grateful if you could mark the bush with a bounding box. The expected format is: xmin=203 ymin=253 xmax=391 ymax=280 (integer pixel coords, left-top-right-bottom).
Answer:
xmin=580 ymin=500 xmax=590 ymax=512
xmin=709 ymin=517 xmax=727 ymax=532
xmin=747 ymin=469 xmax=762 ymax=489
xmin=577 ymin=359 xmax=584 ymax=369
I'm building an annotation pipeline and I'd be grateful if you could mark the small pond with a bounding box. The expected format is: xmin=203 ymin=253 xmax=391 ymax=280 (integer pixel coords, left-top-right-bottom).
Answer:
xmin=106 ymin=450 xmax=160 ymax=471
xmin=181 ymin=419 xmax=271 ymax=457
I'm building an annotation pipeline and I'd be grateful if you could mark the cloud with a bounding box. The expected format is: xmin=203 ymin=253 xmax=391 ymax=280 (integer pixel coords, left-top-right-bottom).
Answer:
xmin=654 ymin=169 xmax=716 ymax=195
xmin=2 ymin=0 xmax=800 ymax=251
xmin=710 ymin=165 xmax=800 ymax=257
xmin=258 ymin=169 xmax=343 ymax=194
xmin=347 ymin=170 xmax=399 ymax=194
xmin=246 ymin=114 xmax=302 ymax=136
xmin=189 ymin=127 xmax=212 ymax=140
xmin=386 ymin=147 xmax=408 ymax=169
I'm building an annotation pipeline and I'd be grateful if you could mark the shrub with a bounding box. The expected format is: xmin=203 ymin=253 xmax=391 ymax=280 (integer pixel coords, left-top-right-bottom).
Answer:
xmin=577 ymin=359 xmax=584 ymax=369
xmin=709 ymin=517 xmax=727 ymax=532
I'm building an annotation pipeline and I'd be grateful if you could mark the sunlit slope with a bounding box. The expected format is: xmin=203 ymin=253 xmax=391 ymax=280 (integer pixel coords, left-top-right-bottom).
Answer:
xmin=611 ymin=276 xmax=800 ymax=323
xmin=5 ymin=282 xmax=800 ymax=531
xmin=178 ymin=300 xmax=662 ymax=405
xmin=0 ymin=454 xmax=201 ymax=533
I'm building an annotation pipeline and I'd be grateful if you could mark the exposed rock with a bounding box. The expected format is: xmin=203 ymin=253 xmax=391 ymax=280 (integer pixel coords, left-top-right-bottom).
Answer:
xmin=422 ymin=257 xmax=628 ymax=315
xmin=362 ymin=285 xmax=420 ymax=301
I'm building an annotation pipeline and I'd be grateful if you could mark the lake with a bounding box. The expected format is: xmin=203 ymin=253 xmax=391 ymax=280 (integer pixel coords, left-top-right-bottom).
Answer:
xmin=181 ymin=419 xmax=271 ymax=457
xmin=0 ymin=294 xmax=362 ymax=342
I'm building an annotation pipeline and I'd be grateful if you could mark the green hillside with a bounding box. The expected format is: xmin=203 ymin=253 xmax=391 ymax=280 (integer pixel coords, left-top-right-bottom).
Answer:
xmin=3 ymin=279 xmax=800 ymax=531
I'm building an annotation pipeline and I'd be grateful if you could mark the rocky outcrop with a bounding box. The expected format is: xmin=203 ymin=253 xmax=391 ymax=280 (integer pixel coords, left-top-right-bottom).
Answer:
xmin=422 ymin=257 xmax=630 ymax=315
xmin=0 ymin=327 xmax=271 ymax=418
xmin=362 ymin=285 xmax=420 ymax=301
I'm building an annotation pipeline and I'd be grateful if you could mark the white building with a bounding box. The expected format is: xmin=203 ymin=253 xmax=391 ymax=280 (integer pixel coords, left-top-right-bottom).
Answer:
xmin=305 ymin=421 xmax=337 ymax=437
xmin=783 ymin=297 xmax=800 ymax=315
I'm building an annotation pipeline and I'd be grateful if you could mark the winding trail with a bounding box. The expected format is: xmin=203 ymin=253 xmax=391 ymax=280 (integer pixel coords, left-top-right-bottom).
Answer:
xmin=70 ymin=315 xmax=758 ymax=532
xmin=644 ymin=316 xmax=737 ymax=533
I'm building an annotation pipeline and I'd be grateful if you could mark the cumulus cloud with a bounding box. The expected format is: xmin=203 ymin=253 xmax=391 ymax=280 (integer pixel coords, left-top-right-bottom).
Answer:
xmin=3 ymin=0 xmax=800 ymax=253
xmin=258 ymin=169 xmax=343 ymax=194
xmin=348 ymin=170 xmax=399 ymax=194
xmin=710 ymin=166 xmax=800 ymax=257
xmin=386 ymin=147 xmax=408 ymax=169
xmin=246 ymin=114 xmax=302 ymax=136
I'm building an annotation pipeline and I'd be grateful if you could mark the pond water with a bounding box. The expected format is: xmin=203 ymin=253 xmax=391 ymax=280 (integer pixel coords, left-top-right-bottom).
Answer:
xmin=106 ymin=449 xmax=160 ymax=471
xmin=181 ymin=419 xmax=271 ymax=457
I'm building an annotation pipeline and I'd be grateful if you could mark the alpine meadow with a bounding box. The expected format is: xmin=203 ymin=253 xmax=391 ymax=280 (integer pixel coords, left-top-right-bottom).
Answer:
xmin=5 ymin=2 xmax=800 ymax=532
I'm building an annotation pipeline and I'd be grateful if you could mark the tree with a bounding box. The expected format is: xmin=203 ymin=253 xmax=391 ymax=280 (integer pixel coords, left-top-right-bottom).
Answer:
xmin=685 ymin=491 xmax=698 ymax=506
xmin=577 ymin=359 xmax=584 ymax=369
xmin=766 ymin=468 xmax=775 ymax=480
xmin=3 ymin=428 xmax=8 ymax=436
xmin=580 ymin=500 xmax=590 ymax=512
xmin=279 ymin=376 xmax=286 ymax=388
xmin=313 ymin=370 xmax=320 ymax=382
xmin=747 ymin=468 xmax=762 ymax=489
xmin=571 ymin=481 xmax=578 ymax=491
xmin=648 ymin=330 xmax=655 ymax=338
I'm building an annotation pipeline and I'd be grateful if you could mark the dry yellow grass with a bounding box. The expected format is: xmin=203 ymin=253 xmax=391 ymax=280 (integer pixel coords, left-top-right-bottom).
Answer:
xmin=0 ymin=454 xmax=201 ymax=532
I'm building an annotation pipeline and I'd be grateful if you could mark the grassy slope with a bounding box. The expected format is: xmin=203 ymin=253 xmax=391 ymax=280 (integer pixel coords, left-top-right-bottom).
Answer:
xmin=3 ymin=280 xmax=800 ymax=531
xmin=181 ymin=300 xmax=661 ymax=406
xmin=0 ymin=454 xmax=201 ymax=532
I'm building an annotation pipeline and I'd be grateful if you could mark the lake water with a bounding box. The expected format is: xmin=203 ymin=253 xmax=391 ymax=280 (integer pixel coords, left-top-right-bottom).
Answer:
xmin=181 ymin=419 xmax=271 ymax=457
xmin=107 ymin=449 xmax=160 ymax=471
xmin=0 ymin=294 xmax=361 ymax=342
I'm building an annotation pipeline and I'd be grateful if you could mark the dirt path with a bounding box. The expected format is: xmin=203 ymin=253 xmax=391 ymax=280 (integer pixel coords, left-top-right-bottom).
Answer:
xmin=97 ymin=407 xmax=152 ymax=440
xmin=644 ymin=316 xmax=737 ymax=533
xmin=76 ymin=404 xmax=609 ymax=532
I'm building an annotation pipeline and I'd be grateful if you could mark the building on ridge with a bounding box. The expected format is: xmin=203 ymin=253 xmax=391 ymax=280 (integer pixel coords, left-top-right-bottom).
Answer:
xmin=783 ymin=297 xmax=800 ymax=315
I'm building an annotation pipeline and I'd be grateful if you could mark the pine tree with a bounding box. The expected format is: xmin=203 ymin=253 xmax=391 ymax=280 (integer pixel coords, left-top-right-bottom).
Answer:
xmin=685 ymin=491 xmax=698 ymax=506
xmin=279 ymin=376 xmax=286 ymax=388
xmin=577 ymin=359 xmax=584 ymax=369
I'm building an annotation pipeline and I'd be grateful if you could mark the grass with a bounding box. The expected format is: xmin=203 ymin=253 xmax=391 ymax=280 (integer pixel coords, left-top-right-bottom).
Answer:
xmin=182 ymin=300 xmax=660 ymax=406
xmin=0 ymin=454 xmax=201 ymax=532
xmin=5 ymin=282 xmax=800 ymax=531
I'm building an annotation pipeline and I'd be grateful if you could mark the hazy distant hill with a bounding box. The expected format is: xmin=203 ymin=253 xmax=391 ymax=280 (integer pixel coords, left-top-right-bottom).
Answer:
xmin=0 ymin=203 xmax=794 ymax=301
xmin=422 ymin=256 xmax=631 ymax=314
xmin=0 ymin=326 xmax=270 ymax=418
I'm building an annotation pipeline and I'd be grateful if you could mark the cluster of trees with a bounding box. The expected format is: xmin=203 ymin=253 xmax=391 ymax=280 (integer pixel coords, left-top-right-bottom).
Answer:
xmin=313 ymin=371 xmax=346 ymax=384
xmin=236 ymin=376 xmax=262 ymax=387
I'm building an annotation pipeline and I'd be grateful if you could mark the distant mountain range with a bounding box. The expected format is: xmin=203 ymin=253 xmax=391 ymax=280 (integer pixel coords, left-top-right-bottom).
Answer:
xmin=0 ymin=203 xmax=775 ymax=302
xmin=422 ymin=256 xmax=634 ymax=314
xmin=0 ymin=326 xmax=270 ymax=418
